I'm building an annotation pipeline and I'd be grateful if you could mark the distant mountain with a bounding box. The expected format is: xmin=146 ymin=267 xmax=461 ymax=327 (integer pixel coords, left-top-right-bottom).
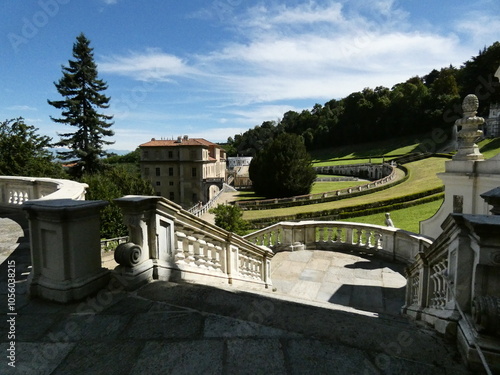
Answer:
xmin=46 ymin=148 xmax=132 ymax=158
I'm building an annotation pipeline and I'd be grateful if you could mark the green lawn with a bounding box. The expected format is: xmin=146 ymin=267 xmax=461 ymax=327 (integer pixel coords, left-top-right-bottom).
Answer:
xmin=340 ymin=198 xmax=444 ymax=233
xmin=242 ymin=157 xmax=445 ymax=221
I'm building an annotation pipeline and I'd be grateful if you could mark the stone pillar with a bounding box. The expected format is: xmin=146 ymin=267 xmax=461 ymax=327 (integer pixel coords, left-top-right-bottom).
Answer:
xmin=113 ymin=195 xmax=165 ymax=289
xmin=23 ymin=199 xmax=109 ymax=303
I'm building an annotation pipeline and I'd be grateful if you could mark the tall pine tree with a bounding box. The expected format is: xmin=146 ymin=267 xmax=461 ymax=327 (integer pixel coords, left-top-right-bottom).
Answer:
xmin=48 ymin=33 xmax=114 ymax=177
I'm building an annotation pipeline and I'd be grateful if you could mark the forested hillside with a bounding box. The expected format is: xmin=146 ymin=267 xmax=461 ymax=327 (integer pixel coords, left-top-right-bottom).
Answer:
xmin=226 ymin=42 xmax=500 ymax=156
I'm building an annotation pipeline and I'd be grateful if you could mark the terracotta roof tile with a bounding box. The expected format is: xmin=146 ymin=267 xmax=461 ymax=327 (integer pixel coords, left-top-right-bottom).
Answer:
xmin=140 ymin=138 xmax=220 ymax=148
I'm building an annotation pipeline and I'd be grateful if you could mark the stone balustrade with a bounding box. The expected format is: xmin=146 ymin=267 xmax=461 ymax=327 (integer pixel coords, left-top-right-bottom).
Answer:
xmin=244 ymin=220 xmax=432 ymax=264
xmin=403 ymin=210 xmax=500 ymax=373
xmin=236 ymin=163 xmax=397 ymax=209
xmin=113 ymin=196 xmax=273 ymax=289
xmin=0 ymin=176 xmax=87 ymax=209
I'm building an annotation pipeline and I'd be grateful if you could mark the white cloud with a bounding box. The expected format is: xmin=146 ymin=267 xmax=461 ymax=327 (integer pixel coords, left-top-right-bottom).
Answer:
xmin=99 ymin=49 xmax=198 ymax=81
xmin=100 ymin=1 xmax=472 ymax=107
xmin=454 ymin=11 xmax=500 ymax=47
xmin=7 ymin=105 xmax=38 ymax=111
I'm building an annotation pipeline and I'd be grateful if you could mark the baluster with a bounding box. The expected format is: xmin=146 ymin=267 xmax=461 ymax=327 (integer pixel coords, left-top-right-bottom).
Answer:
xmin=336 ymin=228 xmax=343 ymax=243
xmin=327 ymin=227 xmax=333 ymax=242
xmin=356 ymin=229 xmax=363 ymax=246
xmin=346 ymin=228 xmax=353 ymax=244
xmin=318 ymin=227 xmax=325 ymax=242
xmin=366 ymin=231 xmax=373 ymax=248
xmin=195 ymin=238 xmax=207 ymax=268
xmin=186 ymin=235 xmax=197 ymax=264
xmin=374 ymin=233 xmax=383 ymax=249
xmin=174 ymin=231 xmax=187 ymax=263
xmin=263 ymin=233 xmax=269 ymax=247
xmin=205 ymin=242 xmax=215 ymax=270
xmin=214 ymin=244 xmax=223 ymax=273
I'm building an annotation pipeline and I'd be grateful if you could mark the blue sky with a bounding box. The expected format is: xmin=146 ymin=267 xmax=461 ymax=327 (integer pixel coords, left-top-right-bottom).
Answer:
xmin=1 ymin=0 xmax=499 ymax=151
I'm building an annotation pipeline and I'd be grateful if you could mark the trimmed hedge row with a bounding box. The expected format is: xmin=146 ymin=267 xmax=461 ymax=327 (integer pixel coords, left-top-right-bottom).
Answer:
xmin=238 ymin=165 xmax=409 ymax=211
xmin=248 ymin=186 xmax=444 ymax=228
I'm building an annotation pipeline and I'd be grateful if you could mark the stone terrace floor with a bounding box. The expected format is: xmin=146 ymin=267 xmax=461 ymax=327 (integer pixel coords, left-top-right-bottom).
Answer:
xmin=0 ymin=211 xmax=471 ymax=374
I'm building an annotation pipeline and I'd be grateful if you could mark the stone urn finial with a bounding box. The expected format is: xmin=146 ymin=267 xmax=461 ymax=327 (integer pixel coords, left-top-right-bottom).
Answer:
xmin=453 ymin=94 xmax=484 ymax=161
xmin=462 ymin=94 xmax=479 ymax=117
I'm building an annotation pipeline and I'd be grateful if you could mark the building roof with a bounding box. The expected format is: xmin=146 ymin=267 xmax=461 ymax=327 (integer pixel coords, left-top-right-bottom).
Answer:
xmin=140 ymin=137 xmax=221 ymax=148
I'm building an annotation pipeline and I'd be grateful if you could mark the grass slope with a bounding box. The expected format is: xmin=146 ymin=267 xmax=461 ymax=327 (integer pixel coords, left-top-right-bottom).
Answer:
xmin=242 ymin=157 xmax=446 ymax=221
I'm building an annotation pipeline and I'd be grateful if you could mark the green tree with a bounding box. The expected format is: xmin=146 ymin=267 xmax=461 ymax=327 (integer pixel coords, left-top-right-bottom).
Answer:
xmin=0 ymin=118 xmax=66 ymax=178
xmin=48 ymin=33 xmax=114 ymax=177
xmin=249 ymin=133 xmax=317 ymax=198
xmin=209 ymin=204 xmax=249 ymax=235
xmin=82 ymin=167 xmax=155 ymax=238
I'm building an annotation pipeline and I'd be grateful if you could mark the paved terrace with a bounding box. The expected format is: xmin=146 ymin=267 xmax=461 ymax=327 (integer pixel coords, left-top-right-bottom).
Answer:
xmin=0 ymin=212 xmax=470 ymax=374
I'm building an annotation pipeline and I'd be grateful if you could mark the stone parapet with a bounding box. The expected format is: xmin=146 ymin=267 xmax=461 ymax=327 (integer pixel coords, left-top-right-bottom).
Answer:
xmin=23 ymin=199 xmax=110 ymax=303
xmin=112 ymin=196 xmax=273 ymax=290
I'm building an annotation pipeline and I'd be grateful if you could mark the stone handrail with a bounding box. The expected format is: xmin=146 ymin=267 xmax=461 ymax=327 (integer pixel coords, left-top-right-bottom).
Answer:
xmin=236 ymin=163 xmax=397 ymax=210
xmin=113 ymin=195 xmax=273 ymax=289
xmin=403 ymin=212 xmax=500 ymax=373
xmin=0 ymin=176 xmax=87 ymax=208
xmin=187 ymin=183 xmax=237 ymax=217
xmin=244 ymin=220 xmax=432 ymax=264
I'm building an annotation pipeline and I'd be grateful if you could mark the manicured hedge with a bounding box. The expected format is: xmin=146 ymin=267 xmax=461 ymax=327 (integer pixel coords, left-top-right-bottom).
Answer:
xmin=248 ymin=186 xmax=444 ymax=228
xmin=239 ymin=165 xmax=409 ymax=211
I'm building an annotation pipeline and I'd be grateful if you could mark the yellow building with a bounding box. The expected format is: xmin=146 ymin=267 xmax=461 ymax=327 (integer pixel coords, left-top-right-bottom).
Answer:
xmin=139 ymin=136 xmax=226 ymax=208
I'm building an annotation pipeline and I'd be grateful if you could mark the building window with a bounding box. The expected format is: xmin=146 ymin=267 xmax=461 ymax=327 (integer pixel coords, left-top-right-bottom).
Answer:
xmin=169 ymin=181 xmax=174 ymax=186
xmin=143 ymin=150 xmax=149 ymax=159
xmin=169 ymin=192 xmax=174 ymax=201
xmin=144 ymin=167 xmax=150 ymax=177
xmin=169 ymin=167 xmax=174 ymax=176
xmin=156 ymin=181 xmax=161 ymax=186
xmin=168 ymin=151 xmax=173 ymax=158
xmin=156 ymin=167 xmax=160 ymax=176
xmin=192 ymin=167 xmax=197 ymax=177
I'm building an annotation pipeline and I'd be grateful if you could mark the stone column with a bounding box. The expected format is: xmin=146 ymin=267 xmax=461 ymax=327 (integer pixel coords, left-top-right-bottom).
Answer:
xmin=23 ymin=199 xmax=109 ymax=303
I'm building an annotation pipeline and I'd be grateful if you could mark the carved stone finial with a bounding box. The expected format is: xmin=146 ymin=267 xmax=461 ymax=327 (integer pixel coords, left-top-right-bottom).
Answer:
xmin=462 ymin=94 xmax=479 ymax=116
xmin=452 ymin=94 xmax=484 ymax=161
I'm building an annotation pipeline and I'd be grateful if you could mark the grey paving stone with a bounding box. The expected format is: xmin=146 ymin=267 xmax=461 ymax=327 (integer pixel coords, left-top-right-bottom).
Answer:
xmin=299 ymin=268 xmax=324 ymax=282
xmin=0 ymin=342 xmax=75 ymax=375
xmin=349 ymin=285 xmax=384 ymax=311
xmin=100 ymin=295 xmax=152 ymax=314
xmin=121 ymin=311 xmax=204 ymax=339
xmin=40 ymin=314 xmax=131 ymax=342
xmin=287 ymin=250 xmax=313 ymax=263
xmin=285 ymin=338 xmax=371 ymax=375
xmin=130 ymin=340 xmax=224 ymax=375
xmin=204 ymin=315 xmax=301 ymax=338
xmin=51 ymin=341 xmax=144 ymax=375
xmin=226 ymin=338 xmax=287 ymax=375
xmin=0 ymin=314 xmax=61 ymax=341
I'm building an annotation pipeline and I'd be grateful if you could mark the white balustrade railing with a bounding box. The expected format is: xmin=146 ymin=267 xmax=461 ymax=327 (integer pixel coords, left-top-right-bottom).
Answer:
xmin=187 ymin=183 xmax=237 ymax=217
xmin=113 ymin=195 xmax=273 ymax=289
xmin=244 ymin=220 xmax=432 ymax=264
xmin=236 ymin=163 xmax=397 ymax=209
xmin=0 ymin=176 xmax=87 ymax=209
